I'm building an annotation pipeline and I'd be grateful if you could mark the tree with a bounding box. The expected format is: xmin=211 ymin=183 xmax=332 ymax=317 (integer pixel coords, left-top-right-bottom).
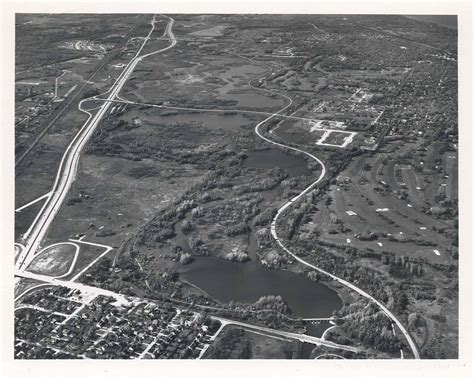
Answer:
xmin=96 ymin=257 xmax=112 ymax=281
xmin=393 ymin=291 xmax=409 ymax=313
xmin=209 ymin=319 xmax=221 ymax=334
xmin=179 ymin=253 xmax=193 ymax=265
xmin=181 ymin=219 xmax=193 ymax=232
xmin=408 ymin=313 xmax=419 ymax=329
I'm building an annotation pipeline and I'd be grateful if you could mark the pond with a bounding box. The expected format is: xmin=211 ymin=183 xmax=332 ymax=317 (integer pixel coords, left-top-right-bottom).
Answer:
xmin=243 ymin=148 xmax=312 ymax=178
xmin=175 ymin=145 xmax=340 ymax=330
xmin=219 ymin=92 xmax=283 ymax=109
xmin=159 ymin=112 xmax=251 ymax=131
xmin=178 ymin=255 xmax=341 ymax=319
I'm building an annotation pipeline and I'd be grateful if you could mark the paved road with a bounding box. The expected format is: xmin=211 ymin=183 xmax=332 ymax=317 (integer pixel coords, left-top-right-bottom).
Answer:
xmin=92 ymin=38 xmax=420 ymax=359
xmin=15 ymin=14 xmax=419 ymax=359
xmin=16 ymin=15 xmax=176 ymax=272
xmin=209 ymin=316 xmax=360 ymax=353
xmin=253 ymin=88 xmax=421 ymax=360
xmin=107 ymin=97 xmax=327 ymax=125
xmin=15 ymin=270 xmax=130 ymax=305
xmin=16 ymin=269 xmax=359 ymax=354
xmin=14 ymin=16 xmax=151 ymax=168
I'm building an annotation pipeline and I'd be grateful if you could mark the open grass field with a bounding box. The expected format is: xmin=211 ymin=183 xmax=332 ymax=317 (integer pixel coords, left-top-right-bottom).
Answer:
xmin=60 ymin=241 xmax=109 ymax=282
xmin=44 ymin=152 xmax=206 ymax=250
xmin=15 ymin=14 xmax=143 ymax=160
xmin=14 ymin=13 xmax=458 ymax=360
xmin=27 ymin=242 xmax=78 ymax=277
xmin=119 ymin=34 xmax=288 ymax=111
xmin=15 ymin=198 xmax=46 ymax=241
xmin=16 ymin=106 xmax=90 ymax=204
xmin=306 ymin=148 xmax=456 ymax=264
xmin=241 ymin=329 xmax=300 ymax=359
xmin=203 ymin=325 xmax=300 ymax=359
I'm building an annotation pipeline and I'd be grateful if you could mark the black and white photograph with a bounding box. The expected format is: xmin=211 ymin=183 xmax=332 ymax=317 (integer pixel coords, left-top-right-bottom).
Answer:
xmin=1 ymin=0 xmax=472 ymax=377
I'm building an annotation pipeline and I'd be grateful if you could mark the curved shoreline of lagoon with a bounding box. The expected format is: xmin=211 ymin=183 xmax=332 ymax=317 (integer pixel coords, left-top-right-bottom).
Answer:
xmin=178 ymin=255 xmax=342 ymax=319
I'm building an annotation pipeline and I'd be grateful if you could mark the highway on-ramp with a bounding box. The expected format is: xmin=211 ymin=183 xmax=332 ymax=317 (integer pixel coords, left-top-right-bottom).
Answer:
xmin=16 ymin=15 xmax=177 ymax=272
xmin=14 ymin=14 xmax=419 ymax=359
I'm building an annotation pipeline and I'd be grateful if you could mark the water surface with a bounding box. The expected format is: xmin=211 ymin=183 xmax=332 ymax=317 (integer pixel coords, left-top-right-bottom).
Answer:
xmin=219 ymin=93 xmax=282 ymax=108
xmin=160 ymin=112 xmax=250 ymax=131
xmin=243 ymin=148 xmax=311 ymax=178
xmin=178 ymin=255 xmax=341 ymax=318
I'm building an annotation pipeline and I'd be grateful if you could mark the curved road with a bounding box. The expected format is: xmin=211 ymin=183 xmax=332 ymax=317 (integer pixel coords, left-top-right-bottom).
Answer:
xmin=16 ymin=15 xmax=177 ymax=271
xmin=253 ymin=104 xmax=420 ymax=360
xmin=15 ymin=15 xmax=419 ymax=359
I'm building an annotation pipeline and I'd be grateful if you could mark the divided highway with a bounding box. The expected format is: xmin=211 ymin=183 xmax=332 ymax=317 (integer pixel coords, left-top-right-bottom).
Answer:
xmin=16 ymin=15 xmax=177 ymax=271
xmin=14 ymin=16 xmax=152 ymax=168
xmin=15 ymin=13 xmax=419 ymax=359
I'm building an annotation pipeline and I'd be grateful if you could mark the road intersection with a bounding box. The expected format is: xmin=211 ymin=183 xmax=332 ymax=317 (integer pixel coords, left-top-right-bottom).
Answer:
xmin=16 ymin=15 xmax=176 ymax=273
xmin=15 ymin=14 xmax=420 ymax=360
xmin=254 ymin=97 xmax=421 ymax=360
